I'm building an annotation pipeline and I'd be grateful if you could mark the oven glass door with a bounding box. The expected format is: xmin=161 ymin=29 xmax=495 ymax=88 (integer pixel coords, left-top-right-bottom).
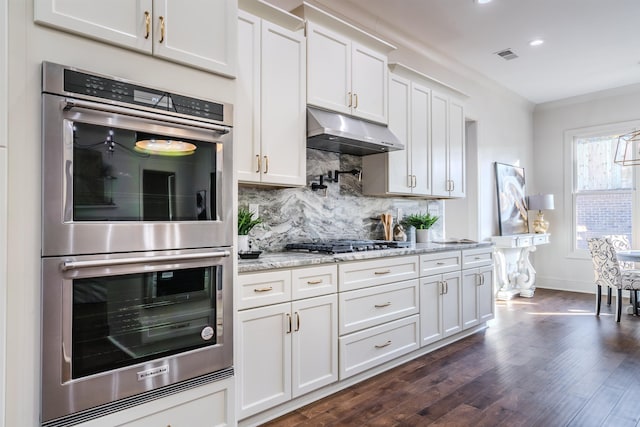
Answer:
xmin=72 ymin=265 xmax=221 ymax=379
xmin=71 ymin=121 xmax=219 ymax=222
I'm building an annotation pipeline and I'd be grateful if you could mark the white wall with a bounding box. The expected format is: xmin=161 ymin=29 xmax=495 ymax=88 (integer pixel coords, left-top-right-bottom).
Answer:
xmin=0 ymin=0 xmax=7 ymax=423
xmin=533 ymin=84 xmax=640 ymax=293
xmin=5 ymin=1 xmax=235 ymax=425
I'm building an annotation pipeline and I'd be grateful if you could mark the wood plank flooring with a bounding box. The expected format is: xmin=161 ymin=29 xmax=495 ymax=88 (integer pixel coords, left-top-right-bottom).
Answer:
xmin=264 ymin=289 xmax=640 ymax=427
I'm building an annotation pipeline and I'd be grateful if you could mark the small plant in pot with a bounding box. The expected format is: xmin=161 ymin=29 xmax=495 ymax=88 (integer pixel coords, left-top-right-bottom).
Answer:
xmin=402 ymin=212 xmax=439 ymax=243
xmin=237 ymin=207 xmax=263 ymax=252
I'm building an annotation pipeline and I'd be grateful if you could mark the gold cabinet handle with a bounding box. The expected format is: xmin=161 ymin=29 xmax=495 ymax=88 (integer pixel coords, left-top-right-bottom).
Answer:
xmin=444 ymin=280 xmax=449 ymax=294
xmin=374 ymin=270 xmax=391 ymax=275
xmin=436 ymin=262 xmax=446 ymax=265
xmin=375 ymin=340 xmax=391 ymax=349
xmin=374 ymin=302 xmax=391 ymax=308
xmin=439 ymin=280 xmax=444 ymax=295
xmin=255 ymin=155 xmax=261 ymax=173
xmin=158 ymin=16 xmax=165 ymax=43
xmin=412 ymin=175 xmax=417 ymax=188
xmin=407 ymin=175 xmax=413 ymax=188
xmin=286 ymin=313 xmax=292 ymax=334
xmin=295 ymin=312 xmax=300 ymax=332
xmin=307 ymin=279 xmax=323 ymax=285
xmin=480 ymin=274 xmax=485 ymax=286
xmin=254 ymin=286 xmax=273 ymax=293
xmin=347 ymin=92 xmax=352 ymax=107
xmin=144 ymin=11 xmax=151 ymax=39
xmin=263 ymin=156 xmax=269 ymax=174
xmin=353 ymin=93 xmax=359 ymax=109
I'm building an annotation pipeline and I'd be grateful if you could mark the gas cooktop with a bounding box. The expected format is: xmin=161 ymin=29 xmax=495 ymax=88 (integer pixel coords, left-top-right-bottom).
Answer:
xmin=285 ymin=239 xmax=411 ymax=254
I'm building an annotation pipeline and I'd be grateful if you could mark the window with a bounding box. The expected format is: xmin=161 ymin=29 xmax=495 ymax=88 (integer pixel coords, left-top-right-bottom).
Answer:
xmin=568 ymin=121 xmax=640 ymax=256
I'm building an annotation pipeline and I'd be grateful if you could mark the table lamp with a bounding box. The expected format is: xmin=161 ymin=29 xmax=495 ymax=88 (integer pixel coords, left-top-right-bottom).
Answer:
xmin=527 ymin=194 xmax=554 ymax=233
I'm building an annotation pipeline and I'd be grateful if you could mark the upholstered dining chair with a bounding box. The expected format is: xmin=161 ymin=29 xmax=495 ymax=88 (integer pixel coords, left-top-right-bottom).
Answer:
xmin=588 ymin=236 xmax=640 ymax=322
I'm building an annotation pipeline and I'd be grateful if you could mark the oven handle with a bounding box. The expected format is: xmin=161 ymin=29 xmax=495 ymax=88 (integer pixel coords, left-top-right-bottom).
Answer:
xmin=63 ymin=98 xmax=232 ymax=134
xmin=61 ymin=250 xmax=231 ymax=271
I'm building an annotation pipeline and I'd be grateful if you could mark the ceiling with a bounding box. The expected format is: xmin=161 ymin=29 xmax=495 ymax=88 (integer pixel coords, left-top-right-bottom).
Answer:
xmin=276 ymin=0 xmax=640 ymax=105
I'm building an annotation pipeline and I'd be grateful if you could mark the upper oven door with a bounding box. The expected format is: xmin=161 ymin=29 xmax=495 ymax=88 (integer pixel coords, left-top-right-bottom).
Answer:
xmin=42 ymin=93 xmax=233 ymax=256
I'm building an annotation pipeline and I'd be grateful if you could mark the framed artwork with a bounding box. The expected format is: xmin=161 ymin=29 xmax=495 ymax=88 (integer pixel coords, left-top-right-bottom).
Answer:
xmin=494 ymin=162 xmax=529 ymax=235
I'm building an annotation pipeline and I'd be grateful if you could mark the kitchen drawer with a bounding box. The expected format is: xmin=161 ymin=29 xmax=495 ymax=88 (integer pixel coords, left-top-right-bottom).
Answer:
xmin=462 ymin=248 xmax=493 ymax=269
xmin=339 ymin=279 xmax=419 ymax=335
xmin=237 ymin=270 xmax=291 ymax=310
xmin=339 ymin=315 xmax=419 ymax=379
xmin=419 ymin=251 xmax=462 ymax=276
xmin=292 ymin=264 xmax=338 ymax=300
xmin=338 ymin=256 xmax=419 ymax=292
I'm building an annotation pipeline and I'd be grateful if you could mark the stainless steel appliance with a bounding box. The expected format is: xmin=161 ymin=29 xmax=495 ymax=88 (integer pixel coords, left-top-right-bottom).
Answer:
xmin=41 ymin=61 xmax=233 ymax=256
xmin=40 ymin=63 xmax=234 ymax=426
xmin=285 ymin=239 xmax=411 ymax=254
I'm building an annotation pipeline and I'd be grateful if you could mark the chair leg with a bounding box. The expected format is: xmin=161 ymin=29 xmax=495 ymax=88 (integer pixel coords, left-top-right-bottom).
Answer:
xmin=608 ymin=287 xmax=612 ymax=305
xmin=635 ymin=291 xmax=639 ymax=316
xmin=596 ymin=285 xmax=602 ymax=315
xmin=616 ymin=288 xmax=622 ymax=322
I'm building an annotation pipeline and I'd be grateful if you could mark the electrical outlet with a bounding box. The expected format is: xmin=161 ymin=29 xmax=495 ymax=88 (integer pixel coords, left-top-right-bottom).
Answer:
xmin=249 ymin=203 xmax=259 ymax=218
xmin=427 ymin=202 xmax=440 ymax=217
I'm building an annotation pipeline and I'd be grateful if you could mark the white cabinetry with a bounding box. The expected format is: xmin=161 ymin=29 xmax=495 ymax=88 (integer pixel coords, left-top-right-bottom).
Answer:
xmin=461 ymin=248 xmax=494 ymax=330
xmin=338 ymin=256 xmax=420 ymax=379
xmin=431 ymin=90 xmax=466 ymax=197
xmin=34 ymin=0 xmax=237 ymax=77
xmin=76 ymin=377 xmax=235 ymax=426
xmin=236 ymin=5 xmax=306 ymax=186
xmin=296 ymin=3 xmax=395 ymax=125
xmin=237 ymin=265 xmax=338 ymax=419
xmin=362 ymin=72 xmax=431 ymax=196
xmin=419 ymin=251 xmax=463 ymax=346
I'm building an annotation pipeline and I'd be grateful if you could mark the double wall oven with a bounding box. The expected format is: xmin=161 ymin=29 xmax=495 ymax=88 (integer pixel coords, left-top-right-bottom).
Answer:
xmin=40 ymin=62 xmax=234 ymax=425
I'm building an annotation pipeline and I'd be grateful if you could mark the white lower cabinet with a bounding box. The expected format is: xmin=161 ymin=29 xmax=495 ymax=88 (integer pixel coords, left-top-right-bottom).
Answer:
xmin=419 ymin=271 xmax=462 ymax=346
xmin=76 ymin=378 xmax=235 ymax=427
xmin=237 ymin=265 xmax=338 ymax=419
xmin=461 ymin=247 xmax=495 ymax=329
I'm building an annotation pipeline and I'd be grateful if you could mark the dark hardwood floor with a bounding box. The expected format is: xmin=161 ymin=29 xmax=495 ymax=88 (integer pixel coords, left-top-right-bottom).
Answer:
xmin=264 ymin=289 xmax=640 ymax=427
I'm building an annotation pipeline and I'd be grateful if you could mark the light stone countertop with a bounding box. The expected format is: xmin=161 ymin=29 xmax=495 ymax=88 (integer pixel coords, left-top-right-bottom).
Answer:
xmin=237 ymin=241 xmax=493 ymax=273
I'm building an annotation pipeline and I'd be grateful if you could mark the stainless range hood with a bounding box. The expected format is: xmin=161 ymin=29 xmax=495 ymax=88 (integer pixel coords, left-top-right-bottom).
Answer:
xmin=306 ymin=107 xmax=404 ymax=156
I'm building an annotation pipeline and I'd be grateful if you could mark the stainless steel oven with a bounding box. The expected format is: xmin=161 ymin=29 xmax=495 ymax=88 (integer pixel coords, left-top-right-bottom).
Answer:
xmin=41 ymin=62 xmax=233 ymax=256
xmin=40 ymin=63 xmax=234 ymax=426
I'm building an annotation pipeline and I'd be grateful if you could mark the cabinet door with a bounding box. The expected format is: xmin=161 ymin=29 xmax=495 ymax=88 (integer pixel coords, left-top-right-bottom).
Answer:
xmin=351 ymin=42 xmax=388 ymax=124
xmin=386 ymin=74 xmax=412 ymax=195
xmin=478 ymin=265 xmax=495 ymax=323
xmin=462 ymin=268 xmax=480 ymax=330
xmin=410 ymin=82 xmax=431 ymax=195
xmin=431 ymin=90 xmax=449 ymax=197
xmin=152 ymin=0 xmax=237 ymax=77
xmin=260 ymin=20 xmax=306 ymax=186
xmin=292 ymin=294 xmax=338 ymax=397
xmin=442 ymin=271 xmax=462 ymax=337
xmin=306 ymin=22 xmax=351 ymax=115
xmin=236 ymin=11 xmax=262 ymax=183
xmin=419 ymin=274 xmax=443 ymax=346
xmin=448 ymin=99 xmax=466 ymax=197
xmin=34 ymin=0 xmax=152 ymax=52
xmin=237 ymin=303 xmax=291 ymax=418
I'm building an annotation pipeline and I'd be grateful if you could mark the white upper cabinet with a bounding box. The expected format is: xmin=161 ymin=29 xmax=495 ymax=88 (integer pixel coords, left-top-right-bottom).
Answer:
xmin=363 ymin=72 xmax=430 ymax=196
xmin=431 ymin=89 xmax=466 ymax=198
xmin=236 ymin=6 xmax=306 ymax=186
xmin=34 ymin=0 xmax=237 ymax=77
xmin=296 ymin=3 xmax=395 ymax=125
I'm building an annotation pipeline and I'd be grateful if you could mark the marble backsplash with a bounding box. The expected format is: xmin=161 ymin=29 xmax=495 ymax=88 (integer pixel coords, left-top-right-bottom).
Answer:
xmin=238 ymin=149 xmax=444 ymax=252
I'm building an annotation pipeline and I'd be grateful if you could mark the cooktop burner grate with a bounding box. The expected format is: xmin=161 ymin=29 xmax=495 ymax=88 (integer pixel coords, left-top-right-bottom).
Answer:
xmin=285 ymin=239 xmax=411 ymax=254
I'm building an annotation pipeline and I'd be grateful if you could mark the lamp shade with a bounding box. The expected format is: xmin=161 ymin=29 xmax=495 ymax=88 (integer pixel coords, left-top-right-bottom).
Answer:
xmin=528 ymin=194 xmax=554 ymax=211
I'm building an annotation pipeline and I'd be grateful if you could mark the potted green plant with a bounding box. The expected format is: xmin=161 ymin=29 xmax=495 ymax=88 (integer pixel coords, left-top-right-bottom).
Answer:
xmin=402 ymin=212 xmax=439 ymax=243
xmin=237 ymin=207 xmax=263 ymax=252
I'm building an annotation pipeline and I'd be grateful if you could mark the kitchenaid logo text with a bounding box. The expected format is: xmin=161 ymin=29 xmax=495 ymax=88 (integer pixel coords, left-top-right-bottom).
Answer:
xmin=137 ymin=365 xmax=170 ymax=381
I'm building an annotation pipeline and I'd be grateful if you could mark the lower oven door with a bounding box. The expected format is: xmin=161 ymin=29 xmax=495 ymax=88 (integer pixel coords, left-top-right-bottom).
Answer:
xmin=41 ymin=247 xmax=233 ymax=423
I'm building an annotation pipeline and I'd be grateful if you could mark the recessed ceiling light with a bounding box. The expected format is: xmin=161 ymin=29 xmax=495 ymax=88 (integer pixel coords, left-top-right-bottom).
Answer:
xmin=475 ymin=0 xmax=492 ymax=3
xmin=529 ymin=39 xmax=544 ymax=47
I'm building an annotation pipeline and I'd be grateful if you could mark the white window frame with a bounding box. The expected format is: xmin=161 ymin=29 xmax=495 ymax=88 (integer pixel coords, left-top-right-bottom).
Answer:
xmin=564 ymin=119 xmax=640 ymax=259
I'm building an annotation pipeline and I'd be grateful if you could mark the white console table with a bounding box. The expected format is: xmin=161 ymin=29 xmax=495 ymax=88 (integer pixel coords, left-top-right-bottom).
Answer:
xmin=491 ymin=233 xmax=550 ymax=300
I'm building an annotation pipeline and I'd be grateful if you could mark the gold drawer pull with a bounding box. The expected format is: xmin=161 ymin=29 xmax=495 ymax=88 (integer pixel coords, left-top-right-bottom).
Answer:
xmin=158 ymin=16 xmax=165 ymax=43
xmin=144 ymin=11 xmax=151 ymax=39
xmin=436 ymin=262 xmax=446 ymax=265
xmin=374 ymin=270 xmax=391 ymax=275
xmin=307 ymin=279 xmax=323 ymax=285
xmin=375 ymin=340 xmax=391 ymax=349
xmin=475 ymin=256 xmax=482 ymax=260
xmin=375 ymin=302 xmax=391 ymax=308
xmin=254 ymin=286 xmax=273 ymax=293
